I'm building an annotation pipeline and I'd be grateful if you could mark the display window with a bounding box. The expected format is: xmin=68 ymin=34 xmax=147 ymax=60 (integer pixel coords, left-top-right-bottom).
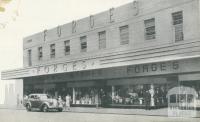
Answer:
xmin=112 ymin=85 xmax=149 ymax=105
xmin=112 ymin=84 xmax=168 ymax=107
xmin=75 ymin=87 xmax=96 ymax=105
xmin=74 ymin=86 xmax=111 ymax=106
xmin=154 ymin=84 xmax=168 ymax=106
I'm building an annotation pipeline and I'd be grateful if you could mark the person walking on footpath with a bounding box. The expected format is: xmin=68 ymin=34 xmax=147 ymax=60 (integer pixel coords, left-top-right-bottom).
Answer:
xmin=95 ymin=89 xmax=99 ymax=109
xmin=65 ymin=94 xmax=71 ymax=111
xmin=144 ymin=90 xmax=151 ymax=110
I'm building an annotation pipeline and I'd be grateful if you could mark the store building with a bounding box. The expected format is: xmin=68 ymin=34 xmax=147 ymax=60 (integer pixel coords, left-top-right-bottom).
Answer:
xmin=2 ymin=0 xmax=200 ymax=109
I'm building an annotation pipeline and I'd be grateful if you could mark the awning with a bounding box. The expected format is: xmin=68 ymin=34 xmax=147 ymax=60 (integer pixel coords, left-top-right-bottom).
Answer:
xmin=67 ymin=81 xmax=105 ymax=88
xmin=179 ymin=73 xmax=200 ymax=81
xmin=107 ymin=77 xmax=167 ymax=85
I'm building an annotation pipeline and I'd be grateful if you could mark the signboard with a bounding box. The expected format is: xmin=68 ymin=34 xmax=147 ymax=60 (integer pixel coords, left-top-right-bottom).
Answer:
xmin=2 ymin=57 xmax=200 ymax=80
xmin=33 ymin=59 xmax=99 ymax=75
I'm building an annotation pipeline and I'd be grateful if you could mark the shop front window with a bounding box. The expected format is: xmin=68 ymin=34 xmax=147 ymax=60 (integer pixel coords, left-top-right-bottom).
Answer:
xmin=154 ymin=84 xmax=168 ymax=106
xmin=112 ymin=85 xmax=148 ymax=105
xmin=112 ymin=84 xmax=168 ymax=107
xmin=75 ymin=87 xmax=96 ymax=105
xmin=74 ymin=86 xmax=112 ymax=106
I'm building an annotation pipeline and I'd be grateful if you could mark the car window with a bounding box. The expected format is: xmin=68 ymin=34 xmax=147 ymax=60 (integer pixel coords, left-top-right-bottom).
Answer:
xmin=34 ymin=95 xmax=40 ymax=99
xmin=29 ymin=95 xmax=34 ymax=99
xmin=40 ymin=95 xmax=48 ymax=100
xmin=47 ymin=95 xmax=51 ymax=99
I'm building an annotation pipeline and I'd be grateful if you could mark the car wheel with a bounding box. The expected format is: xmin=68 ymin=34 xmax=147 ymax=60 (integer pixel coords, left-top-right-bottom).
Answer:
xmin=26 ymin=104 xmax=31 ymax=112
xmin=58 ymin=108 xmax=63 ymax=112
xmin=42 ymin=105 xmax=48 ymax=112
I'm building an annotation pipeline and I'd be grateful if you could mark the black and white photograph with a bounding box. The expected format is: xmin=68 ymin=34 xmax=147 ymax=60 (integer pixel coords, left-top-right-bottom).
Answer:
xmin=0 ymin=0 xmax=200 ymax=122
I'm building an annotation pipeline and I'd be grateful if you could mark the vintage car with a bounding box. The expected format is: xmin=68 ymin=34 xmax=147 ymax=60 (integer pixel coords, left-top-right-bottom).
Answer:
xmin=24 ymin=94 xmax=63 ymax=112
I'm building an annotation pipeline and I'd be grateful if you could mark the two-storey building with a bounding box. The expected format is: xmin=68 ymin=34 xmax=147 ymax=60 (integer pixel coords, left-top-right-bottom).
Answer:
xmin=2 ymin=0 xmax=200 ymax=109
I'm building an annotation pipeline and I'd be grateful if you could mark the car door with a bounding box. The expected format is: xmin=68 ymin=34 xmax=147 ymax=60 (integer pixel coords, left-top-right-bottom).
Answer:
xmin=31 ymin=95 xmax=38 ymax=108
xmin=34 ymin=95 xmax=42 ymax=108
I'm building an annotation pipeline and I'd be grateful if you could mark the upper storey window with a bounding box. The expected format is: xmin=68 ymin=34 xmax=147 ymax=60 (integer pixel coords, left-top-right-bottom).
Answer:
xmin=38 ymin=47 xmax=43 ymax=60
xmin=80 ymin=36 xmax=87 ymax=52
xmin=64 ymin=40 xmax=70 ymax=55
xmin=144 ymin=18 xmax=156 ymax=40
xmin=98 ymin=31 xmax=106 ymax=49
xmin=50 ymin=44 xmax=55 ymax=58
xmin=172 ymin=11 xmax=183 ymax=42
xmin=28 ymin=49 xmax=32 ymax=67
xmin=119 ymin=25 xmax=129 ymax=45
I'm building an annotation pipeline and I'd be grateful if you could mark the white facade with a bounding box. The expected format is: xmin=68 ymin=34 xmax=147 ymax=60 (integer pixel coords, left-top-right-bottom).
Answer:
xmin=1 ymin=0 xmax=200 ymax=109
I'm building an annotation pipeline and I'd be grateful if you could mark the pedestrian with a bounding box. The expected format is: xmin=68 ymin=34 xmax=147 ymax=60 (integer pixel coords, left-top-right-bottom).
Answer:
xmin=58 ymin=96 xmax=63 ymax=108
xmin=94 ymin=89 xmax=100 ymax=109
xmin=99 ymin=89 xmax=106 ymax=107
xmin=65 ymin=94 xmax=71 ymax=111
xmin=144 ymin=90 xmax=151 ymax=110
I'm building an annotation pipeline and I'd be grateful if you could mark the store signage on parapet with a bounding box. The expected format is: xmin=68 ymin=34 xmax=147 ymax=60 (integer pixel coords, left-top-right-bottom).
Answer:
xmin=33 ymin=60 xmax=179 ymax=76
xmin=127 ymin=61 xmax=179 ymax=74
xmin=34 ymin=59 xmax=99 ymax=75
xmin=42 ymin=1 xmax=139 ymax=40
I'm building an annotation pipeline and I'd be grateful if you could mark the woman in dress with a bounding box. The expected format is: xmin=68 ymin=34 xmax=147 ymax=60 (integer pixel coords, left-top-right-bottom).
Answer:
xmin=65 ymin=94 xmax=71 ymax=111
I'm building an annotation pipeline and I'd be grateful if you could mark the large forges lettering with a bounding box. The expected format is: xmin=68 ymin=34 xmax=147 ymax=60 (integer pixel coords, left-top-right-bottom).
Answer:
xmin=109 ymin=8 xmax=115 ymax=23
xmin=127 ymin=61 xmax=179 ymax=74
xmin=89 ymin=15 xmax=94 ymax=28
xmin=57 ymin=26 xmax=61 ymax=37
xmin=35 ymin=60 xmax=97 ymax=75
xmin=63 ymin=64 xmax=68 ymax=71
xmin=44 ymin=66 xmax=49 ymax=73
xmin=40 ymin=4 xmax=141 ymax=40
xmin=43 ymin=30 xmax=47 ymax=41
xmin=53 ymin=64 xmax=58 ymax=72
xmin=72 ymin=20 xmax=76 ymax=33
xmin=72 ymin=61 xmax=77 ymax=70
xmin=133 ymin=0 xmax=139 ymax=16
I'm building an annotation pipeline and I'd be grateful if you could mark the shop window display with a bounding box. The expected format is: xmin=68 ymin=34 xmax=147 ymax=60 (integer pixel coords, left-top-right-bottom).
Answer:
xmin=112 ymin=84 xmax=168 ymax=107
xmin=74 ymin=87 xmax=112 ymax=106
xmin=75 ymin=87 xmax=96 ymax=105
xmin=112 ymin=85 xmax=148 ymax=105
xmin=154 ymin=84 xmax=168 ymax=107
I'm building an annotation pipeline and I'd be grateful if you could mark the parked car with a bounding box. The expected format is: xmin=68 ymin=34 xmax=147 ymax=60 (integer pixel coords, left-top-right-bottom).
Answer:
xmin=24 ymin=94 xmax=63 ymax=112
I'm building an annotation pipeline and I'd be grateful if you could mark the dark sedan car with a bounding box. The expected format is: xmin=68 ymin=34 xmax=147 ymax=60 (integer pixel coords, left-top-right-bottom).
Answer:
xmin=24 ymin=94 xmax=63 ymax=112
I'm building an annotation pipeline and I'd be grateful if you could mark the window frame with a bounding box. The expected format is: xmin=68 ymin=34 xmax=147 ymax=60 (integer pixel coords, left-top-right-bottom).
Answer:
xmin=80 ymin=36 xmax=87 ymax=52
xmin=38 ymin=46 xmax=43 ymax=60
xmin=28 ymin=49 xmax=32 ymax=66
xmin=144 ymin=18 xmax=156 ymax=40
xmin=50 ymin=44 xmax=55 ymax=58
xmin=98 ymin=31 xmax=106 ymax=49
xmin=119 ymin=25 xmax=129 ymax=45
xmin=172 ymin=11 xmax=184 ymax=42
xmin=64 ymin=40 xmax=70 ymax=55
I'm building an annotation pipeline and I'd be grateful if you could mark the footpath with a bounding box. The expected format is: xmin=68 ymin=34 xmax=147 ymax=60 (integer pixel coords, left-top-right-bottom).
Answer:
xmin=1 ymin=105 xmax=200 ymax=118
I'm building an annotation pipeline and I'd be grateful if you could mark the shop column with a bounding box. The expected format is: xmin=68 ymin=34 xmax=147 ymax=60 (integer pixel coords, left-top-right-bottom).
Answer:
xmin=111 ymin=86 xmax=115 ymax=102
xmin=55 ymin=91 xmax=58 ymax=98
xmin=149 ymin=84 xmax=155 ymax=107
xmin=72 ymin=88 xmax=75 ymax=104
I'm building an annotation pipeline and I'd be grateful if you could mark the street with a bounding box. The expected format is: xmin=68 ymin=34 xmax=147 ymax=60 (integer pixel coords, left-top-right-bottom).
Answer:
xmin=0 ymin=109 xmax=200 ymax=122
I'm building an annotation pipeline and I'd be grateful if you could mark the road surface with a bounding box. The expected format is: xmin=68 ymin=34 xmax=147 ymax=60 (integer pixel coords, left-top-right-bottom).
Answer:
xmin=0 ymin=109 xmax=199 ymax=122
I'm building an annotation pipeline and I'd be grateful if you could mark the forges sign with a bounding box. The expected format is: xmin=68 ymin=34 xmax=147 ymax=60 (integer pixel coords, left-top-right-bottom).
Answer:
xmin=127 ymin=61 xmax=179 ymax=74
xmin=41 ymin=1 xmax=139 ymax=40
xmin=34 ymin=60 xmax=179 ymax=76
xmin=34 ymin=59 xmax=99 ymax=75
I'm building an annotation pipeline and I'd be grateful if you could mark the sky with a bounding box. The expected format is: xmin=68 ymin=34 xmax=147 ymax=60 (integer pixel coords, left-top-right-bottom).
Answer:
xmin=0 ymin=0 xmax=133 ymax=104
